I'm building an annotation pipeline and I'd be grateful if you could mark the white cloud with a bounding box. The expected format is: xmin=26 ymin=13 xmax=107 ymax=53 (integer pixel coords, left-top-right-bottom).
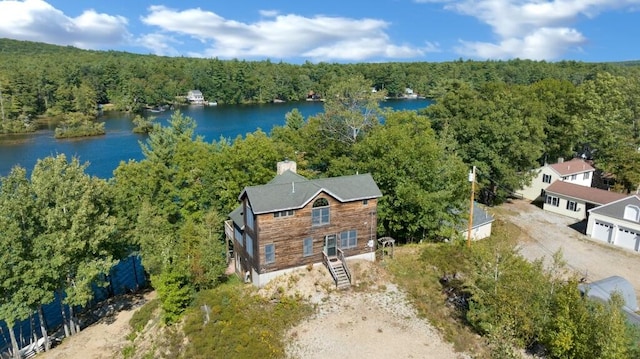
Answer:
xmin=0 ymin=0 xmax=130 ymax=49
xmin=259 ymin=10 xmax=279 ymax=17
xmin=140 ymin=6 xmax=426 ymax=61
xmin=456 ymin=27 xmax=586 ymax=60
xmin=421 ymin=0 xmax=640 ymax=60
xmin=137 ymin=33 xmax=181 ymax=56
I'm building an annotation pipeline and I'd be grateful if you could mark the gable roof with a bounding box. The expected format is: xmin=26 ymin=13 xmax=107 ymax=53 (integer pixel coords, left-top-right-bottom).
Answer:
xmin=548 ymin=158 xmax=594 ymax=176
xmin=239 ymin=172 xmax=382 ymax=214
xmin=545 ymin=180 xmax=628 ymax=205
xmin=588 ymin=194 xmax=640 ymax=220
xmin=459 ymin=202 xmax=494 ymax=231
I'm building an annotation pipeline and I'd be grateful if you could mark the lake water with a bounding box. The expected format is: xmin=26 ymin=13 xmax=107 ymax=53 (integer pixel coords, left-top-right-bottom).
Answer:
xmin=0 ymin=99 xmax=432 ymax=179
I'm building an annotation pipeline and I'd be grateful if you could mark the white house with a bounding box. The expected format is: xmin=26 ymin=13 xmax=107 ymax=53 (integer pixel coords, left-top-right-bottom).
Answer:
xmin=586 ymin=195 xmax=640 ymax=252
xmin=543 ymin=181 xmax=627 ymax=220
xmin=186 ymin=90 xmax=205 ymax=104
xmin=516 ymin=158 xmax=595 ymax=201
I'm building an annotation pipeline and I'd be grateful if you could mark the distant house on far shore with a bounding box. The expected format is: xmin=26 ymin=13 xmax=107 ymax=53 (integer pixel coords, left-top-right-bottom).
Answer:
xmin=186 ymin=90 xmax=205 ymax=105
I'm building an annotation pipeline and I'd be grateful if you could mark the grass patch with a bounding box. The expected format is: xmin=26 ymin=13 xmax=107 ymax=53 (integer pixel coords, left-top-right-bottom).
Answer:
xmin=129 ymin=298 xmax=160 ymax=335
xmin=383 ymin=219 xmax=527 ymax=358
xmin=386 ymin=243 xmax=488 ymax=356
xmin=180 ymin=280 xmax=312 ymax=359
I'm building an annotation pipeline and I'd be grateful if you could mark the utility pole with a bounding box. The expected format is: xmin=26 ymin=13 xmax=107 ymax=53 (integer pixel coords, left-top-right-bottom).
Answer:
xmin=467 ymin=166 xmax=476 ymax=248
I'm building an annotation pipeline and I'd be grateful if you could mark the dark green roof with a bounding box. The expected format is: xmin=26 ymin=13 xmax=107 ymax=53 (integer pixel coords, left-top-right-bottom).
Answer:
xmin=239 ymin=172 xmax=382 ymax=214
xmin=229 ymin=205 xmax=244 ymax=227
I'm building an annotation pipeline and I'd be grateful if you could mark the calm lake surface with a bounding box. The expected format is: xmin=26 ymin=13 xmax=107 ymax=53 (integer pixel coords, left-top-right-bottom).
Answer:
xmin=0 ymin=99 xmax=432 ymax=179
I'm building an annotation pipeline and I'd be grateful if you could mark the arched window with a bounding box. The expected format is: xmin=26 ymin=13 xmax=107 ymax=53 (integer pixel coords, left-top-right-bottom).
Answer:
xmin=313 ymin=198 xmax=328 ymax=207
xmin=623 ymin=205 xmax=640 ymax=222
xmin=312 ymin=198 xmax=330 ymax=226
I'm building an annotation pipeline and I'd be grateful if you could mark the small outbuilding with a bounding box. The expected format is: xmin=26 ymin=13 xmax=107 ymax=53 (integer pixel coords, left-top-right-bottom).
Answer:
xmin=579 ymin=276 xmax=640 ymax=327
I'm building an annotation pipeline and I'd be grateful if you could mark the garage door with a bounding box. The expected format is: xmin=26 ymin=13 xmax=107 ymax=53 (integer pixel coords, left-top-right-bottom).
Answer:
xmin=616 ymin=227 xmax=640 ymax=251
xmin=592 ymin=221 xmax=613 ymax=243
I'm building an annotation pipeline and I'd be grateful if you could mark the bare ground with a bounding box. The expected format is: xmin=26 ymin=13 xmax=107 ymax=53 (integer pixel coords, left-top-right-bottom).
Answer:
xmin=30 ymin=199 xmax=640 ymax=359
xmin=260 ymin=261 xmax=471 ymax=359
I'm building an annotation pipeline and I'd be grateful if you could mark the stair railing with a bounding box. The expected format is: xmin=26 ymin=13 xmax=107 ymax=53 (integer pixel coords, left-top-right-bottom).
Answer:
xmin=337 ymin=248 xmax=352 ymax=285
xmin=322 ymin=251 xmax=339 ymax=287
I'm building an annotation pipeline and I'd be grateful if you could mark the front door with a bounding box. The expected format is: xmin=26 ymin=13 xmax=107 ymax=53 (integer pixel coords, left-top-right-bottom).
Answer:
xmin=325 ymin=234 xmax=337 ymax=257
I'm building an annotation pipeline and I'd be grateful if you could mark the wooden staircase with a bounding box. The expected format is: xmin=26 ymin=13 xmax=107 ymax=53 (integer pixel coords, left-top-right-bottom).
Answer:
xmin=323 ymin=249 xmax=352 ymax=290
xmin=330 ymin=260 xmax=351 ymax=289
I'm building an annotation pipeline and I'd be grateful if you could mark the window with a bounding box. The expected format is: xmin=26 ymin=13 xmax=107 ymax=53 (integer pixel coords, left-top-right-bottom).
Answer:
xmin=362 ymin=199 xmax=369 ymax=206
xmin=245 ymin=205 xmax=255 ymax=230
xmin=545 ymin=195 xmax=559 ymax=207
xmin=566 ymin=200 xmax=578 ymax=212
xmin=583 ymin=172 xmax=590 ymax=180
xmin=623 ymin=205 xmax=640 ymax=222
xmin=303 ymin=238 xmax=313 ymax=257
xmin=265 ymin=244 xmax=275 ymax=264
xmin=570 ymin=174 xmax=577 ymax=181
xmin=340 ymin=230 xmax=357 ymax=249
xmin=273 ymin=210 xmax=294 ymax=218
xmin=542 ymin=174 xmax=552 ymax=184
xmin=246 ymin=234 xmax=254 ymax=258
xmin=562 ymin=176 xmax=568 ymax=181
xmin=235 ymin=227 xmax=243 ymax=247
xmin=312 ymin=198 xmax=330 ymax=226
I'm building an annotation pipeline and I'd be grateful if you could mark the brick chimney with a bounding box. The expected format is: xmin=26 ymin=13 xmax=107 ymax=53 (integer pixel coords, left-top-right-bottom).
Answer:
xmin=277 ymin=159 xmax=297 ymax=175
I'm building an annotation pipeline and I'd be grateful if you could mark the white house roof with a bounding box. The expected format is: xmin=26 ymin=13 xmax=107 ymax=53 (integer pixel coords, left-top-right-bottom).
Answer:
xmin=548 ymin=158 xmax=594 ymax=176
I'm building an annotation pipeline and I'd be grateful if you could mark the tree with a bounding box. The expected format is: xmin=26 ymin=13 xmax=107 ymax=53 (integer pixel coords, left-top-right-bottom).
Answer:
xmin=0 ymin=167 xmax=37 ymax=358
xmin=319 ymin=74 xmax=386 ymax=144
xmin=334 ymin=110 xmax=468 ymax=241
xmin=285 ymin=108 xmax=305 ymax=130
xmin=425 ymin=82 xmax=546 ymax=204
xmin=30 ymin=154 xmax=117 ymax=337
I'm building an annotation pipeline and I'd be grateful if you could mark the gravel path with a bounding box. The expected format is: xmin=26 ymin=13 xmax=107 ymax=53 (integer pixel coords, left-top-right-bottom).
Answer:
xmin=274 ymin=262 xmax=470 ymax=359
xmin=286 ymin=284 xmax=469 ymax=359
xmin=498 ymin=199 xmax=640 ymax=299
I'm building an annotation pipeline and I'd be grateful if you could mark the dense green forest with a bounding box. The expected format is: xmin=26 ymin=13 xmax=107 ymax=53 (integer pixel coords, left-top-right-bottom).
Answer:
xmin=1 ymin=37 xmax=639 ymax=125
xmin=1 ymin=38 xmax=640 ymax=358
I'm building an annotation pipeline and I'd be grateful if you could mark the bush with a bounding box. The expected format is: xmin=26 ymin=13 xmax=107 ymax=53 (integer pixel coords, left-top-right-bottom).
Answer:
xmin=181 ymin=281 xmax=311 ymax=359
xmin=152 ymin=270 xmax=195 ymax=324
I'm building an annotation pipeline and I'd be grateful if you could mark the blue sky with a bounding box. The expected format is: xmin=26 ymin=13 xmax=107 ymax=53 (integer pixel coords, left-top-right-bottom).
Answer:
xmin=0 ymin=0 xmax=639 ymax=63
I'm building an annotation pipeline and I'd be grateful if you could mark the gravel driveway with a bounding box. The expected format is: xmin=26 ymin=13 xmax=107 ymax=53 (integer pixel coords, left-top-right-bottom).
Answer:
xmin=497 ymin=199 xmax=640 ymax=299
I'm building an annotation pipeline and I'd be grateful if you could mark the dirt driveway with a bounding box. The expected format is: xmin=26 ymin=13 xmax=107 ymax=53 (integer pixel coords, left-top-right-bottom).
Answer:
xmin=496 ymin=199 xmax=640 ymax=299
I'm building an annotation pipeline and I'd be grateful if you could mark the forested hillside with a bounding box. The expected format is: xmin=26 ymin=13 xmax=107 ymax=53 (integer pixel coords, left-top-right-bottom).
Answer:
xmin=1 ymin=37 xmax=638 ymax=122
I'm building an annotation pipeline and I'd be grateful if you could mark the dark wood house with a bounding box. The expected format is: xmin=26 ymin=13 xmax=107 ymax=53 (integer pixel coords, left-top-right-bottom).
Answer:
xmin=225 ymin=160 xmax=382 ymax=287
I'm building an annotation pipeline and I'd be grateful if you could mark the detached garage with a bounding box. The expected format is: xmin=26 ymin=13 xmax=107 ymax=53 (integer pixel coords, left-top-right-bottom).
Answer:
xmin=587 ymin=195 xmax=640 ymax=253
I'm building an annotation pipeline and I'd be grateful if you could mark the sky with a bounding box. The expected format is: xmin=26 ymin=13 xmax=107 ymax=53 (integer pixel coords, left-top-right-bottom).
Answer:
xmin=0 ymin=0 xmax=639 ymax=63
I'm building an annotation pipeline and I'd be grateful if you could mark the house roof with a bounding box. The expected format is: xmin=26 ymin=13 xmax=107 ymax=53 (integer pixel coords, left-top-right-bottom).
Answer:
xmin=229 ymin=205 xmax=244 ymax=228
xmin=548 ymin=158 xmax=594 ymax=176
xmin=578 ymin=276 xmax=638 ymax=311
xmin=459 ymin=202 xmax=494 ymax=231
xmin=545 ymin=180 xmax=627 ymax=205
xmin=588 ymin=195 xmax=640 ymax=220
xmin=239 ymin=172 xmax=382 ymax=214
